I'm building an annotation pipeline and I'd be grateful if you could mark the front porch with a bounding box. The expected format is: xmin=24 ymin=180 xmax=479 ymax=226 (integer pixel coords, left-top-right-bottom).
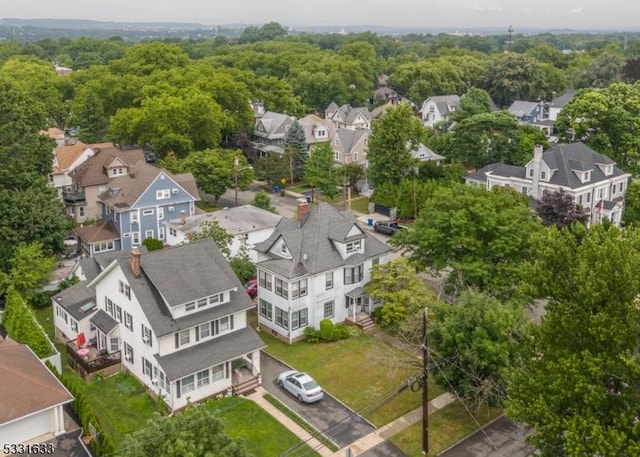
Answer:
xmin=231 ymin=356 xmax=261 ymax=396
xmin=66 ymin=340 xmax=121 ymax=381
xmin=345 ymin=286 xmax=376 ymax=331
xmin=345 ymin=312 xmax=376 ymax=331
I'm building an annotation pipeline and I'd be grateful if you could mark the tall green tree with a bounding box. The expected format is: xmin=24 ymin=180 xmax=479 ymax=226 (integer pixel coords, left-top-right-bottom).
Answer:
xmin=304 ymin=143 xmax=341 ymax=199
xmin=70 ymin=87 xmax=109 ymax=144
xmin=622 ymin=179 xmax=640 ymax=226
xmin=430 ymin=292 xmax=529 ymax=409
xmin=367 ymin=104 xmax=425 ymax=188
xmin=391 ymin=184 xmax=542 ymax=296
xmin=366 ymin=257 xmax=434 ymax=326
xmin=284 ymin=120 xmax=308 ymax=184
xmin=254 ymin=152 xmax=289 ymax=187
xmin=0 ymin=243 xmax=55 ymax=301
xmin=482 ymin=53 xmax=547 ymax=107
xmin=181 ymin=149 xmax=254 ymax=204
xmin=450 ymin=88 xmax=494 ymax=123
xmin=121 ymin=406 xmax=251 ymax=457
xmin=187 ymin=220 xmax=233 ymax=258
xmin=506 ymin=224 xmax=640 ymax=457
xmin=251 ymin=190 xmax=277 ymax=213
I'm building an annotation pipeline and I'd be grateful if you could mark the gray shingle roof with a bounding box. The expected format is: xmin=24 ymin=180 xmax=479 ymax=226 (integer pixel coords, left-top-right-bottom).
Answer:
xmin=255 ymin=203 xmax=391 ymax=278
xmin=552 ymin=89 xmax=576 ymax=109
xmin=167 ymin=205 xmax=282 ymax=236
xmin=421 ymin=95 xmax=460 ymax=115
xmin=543 ymin=143 xmax=622 ymax=189
xmin=90 ymin=309 xmax=118 ymax=334
xmin=155 ymin=327 xmax=265 ymax=380
xmin=411 ymin=143 xmax=446 ymax=162
xmin=254 ymin=111 xmax=294 ymax=140
xmin=52 ymin=281 xmax=97 ymax=321
xmin=98 ymin=162 xmax=197 ymax=210
xmin=139 ymin=239 xmax=240 ymax=307
xmin=508 ymin=101 xmax=539 ymax=117
xmin=335 ymin=104 xmax=371 ymax=124
xmin=465 ymin=163 xmax=526 ymax=183
xmin=336 ymin=128 xmax=369 ymax=154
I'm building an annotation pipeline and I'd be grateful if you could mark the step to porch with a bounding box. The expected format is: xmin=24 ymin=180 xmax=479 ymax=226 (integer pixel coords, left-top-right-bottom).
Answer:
xmin=233 ymin=377 xmax=260 ymax=396
xmin=358 ymin=315 xmax=376 ymax=332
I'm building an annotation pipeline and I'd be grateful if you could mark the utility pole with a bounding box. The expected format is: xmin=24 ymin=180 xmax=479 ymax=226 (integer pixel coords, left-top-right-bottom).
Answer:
xmin=422 ymin=307 xmax=429 ymax=455
xmin=234 ymin=157 xmax=239 ymax=205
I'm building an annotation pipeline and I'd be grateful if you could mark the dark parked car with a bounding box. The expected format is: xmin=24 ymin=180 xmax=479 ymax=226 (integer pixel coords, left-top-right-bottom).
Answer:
xmin=373 ymin=220 xmax=405 ymax=235
xmin=144 ymin=152 xmax=156 ymax=163
xmin=244 ymin=277 xmax=257 ymax=299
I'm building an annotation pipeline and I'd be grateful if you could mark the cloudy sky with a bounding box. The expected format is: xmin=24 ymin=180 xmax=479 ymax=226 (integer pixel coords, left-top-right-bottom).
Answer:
xmin=5 ymin=0 xmax=640 ymax=30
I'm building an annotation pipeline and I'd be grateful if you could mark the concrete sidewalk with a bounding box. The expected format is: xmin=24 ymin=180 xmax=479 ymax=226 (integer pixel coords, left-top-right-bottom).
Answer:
xmin=332 ymin=392 xmax=456 ymax=456
xmin=246 ymin=382 xmax=456 ymax=457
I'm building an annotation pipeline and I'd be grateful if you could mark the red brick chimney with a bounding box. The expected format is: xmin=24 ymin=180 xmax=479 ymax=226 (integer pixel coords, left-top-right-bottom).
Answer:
xmin=130 ymin=248 xmax=141 ymax=277
xmin=297 ymin=198 xmax=309 ymax=223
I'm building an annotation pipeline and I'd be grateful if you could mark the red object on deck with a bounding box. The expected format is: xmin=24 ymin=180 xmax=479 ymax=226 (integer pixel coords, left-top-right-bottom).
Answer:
xmin=76 ymin=332 xmax=86 ymax=347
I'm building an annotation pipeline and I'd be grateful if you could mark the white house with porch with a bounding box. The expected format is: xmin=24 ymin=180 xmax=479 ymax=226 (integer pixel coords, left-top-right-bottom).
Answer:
xmin=52 ymin=240 xmax=264 ymax=411
xmin=254 ymin=201 xmax=391 ymax=343
xmin=465 ymin=142 xmax=631 ymax=227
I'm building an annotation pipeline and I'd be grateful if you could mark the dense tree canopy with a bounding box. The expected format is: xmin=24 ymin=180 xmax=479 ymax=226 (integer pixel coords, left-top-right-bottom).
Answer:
xmin=536 ymin=189 xmax=589 ymax=229
xmin=482 ymin=53 xmax=548 ymax=107
xmin=507 ymin=224 xmax=640 ymax=456
xmin=392 ymin=184 xmax=542 ymax=296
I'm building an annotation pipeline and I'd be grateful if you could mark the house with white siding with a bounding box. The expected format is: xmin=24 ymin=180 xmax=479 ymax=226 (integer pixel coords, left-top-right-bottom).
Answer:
xmin=52 ymin=240 xmax=265 ymax=411
xmin=465 ymin=142 xmax=631 ymax=226
xmin=254 ymin=201 xmax=391 ymax=343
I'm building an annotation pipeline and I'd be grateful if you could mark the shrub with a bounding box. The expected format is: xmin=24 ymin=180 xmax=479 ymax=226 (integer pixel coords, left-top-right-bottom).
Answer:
xmin=304 ymin=326 xmax=320 ymax=343
xmin=319 ymin=319 xmax=335 ymax=341
xmin=3 ymin=287 xmax=53 ymax=357
xmin=143 ymin=237 xmax=164 ymax=251
xmin=333 ymin=323 xmax=351 ymax=340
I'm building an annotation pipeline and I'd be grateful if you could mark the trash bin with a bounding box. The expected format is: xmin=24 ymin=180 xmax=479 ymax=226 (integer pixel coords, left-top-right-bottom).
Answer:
xmin=367 ymin=218 xmax=374 ymax=227
xmin=306 ymin=195 xmax=311 ymax=203
xmin=273 ymin=185 xmax=280 ymax=194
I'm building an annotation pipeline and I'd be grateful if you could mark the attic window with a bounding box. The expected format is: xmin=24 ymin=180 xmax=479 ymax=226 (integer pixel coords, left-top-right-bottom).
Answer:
xmin=281 ymin=243 xmax=287 ymax=253
xmin=583 ymin=171 xmax=591 ymax=183
xmin=346 ymin=240 xmax=361 ymax=253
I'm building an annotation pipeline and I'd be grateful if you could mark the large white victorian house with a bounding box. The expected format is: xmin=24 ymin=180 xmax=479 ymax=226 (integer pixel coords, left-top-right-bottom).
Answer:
xmin=52 ymin=240 xmax=264 ymax=411
xmin=465 ymin=142 xmax=631 ymax=226
xmin=254 ymin=201 xmax=391 ymax=343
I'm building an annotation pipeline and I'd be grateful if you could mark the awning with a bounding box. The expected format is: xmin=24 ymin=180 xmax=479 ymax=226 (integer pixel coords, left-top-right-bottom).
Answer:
xmin=346 ymin=286 xmax=368 ymax=299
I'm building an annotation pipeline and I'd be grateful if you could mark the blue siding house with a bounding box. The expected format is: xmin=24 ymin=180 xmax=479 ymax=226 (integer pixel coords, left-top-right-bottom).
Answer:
xmin=76 ymin=161 xmax=198 ymax=255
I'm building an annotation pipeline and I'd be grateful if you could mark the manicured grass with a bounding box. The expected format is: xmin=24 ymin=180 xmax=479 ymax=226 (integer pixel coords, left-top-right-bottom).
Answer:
xmin=260 ymin=331 xmax=444 ymax=426
xmin=287 ymin=184 xmax=312 ymax=194
xmin=83 ymin=372 xmax=164 ymax=442
xmin=263 ymin=393 xmax=340 ymax=452
xmin=205 ymin=396 xmax=320 ymax=457
xmin=195 ymin=200 xmax=222 ymax=212
xmin=389 ymin=401 xmax=503 ymax=456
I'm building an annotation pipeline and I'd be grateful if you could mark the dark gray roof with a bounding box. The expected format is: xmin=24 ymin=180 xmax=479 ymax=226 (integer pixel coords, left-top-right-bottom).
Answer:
xmin=552 ymin=89 xmax=576 ymax=109
xmin=336 ymin=128 xmax=369 ymax=154
xmin=140 ymin=239 xmax=240 ymax=307
xmin=155 ymin=327 xmax=265 ymax=380
xmin=542 ymin=143 xmax=624 ymax=189
xmin=90 ymin=310 xmax=118 ymax=334
xmin=422 ymin=95 xmax=460 ymax=115
xmin=466 ymin=163 xmax=527 ymax=183
xmin=117 ymin=242 xmax=254 ymax=337
xmin=52 ymin=281 xmax=96 ymax=321
xmin=77 ymin=250 xmax=132 ymax=282
xmin=508 ymin=100 xmax=539 ymax=117
xmin=255 ymin=203 xmax=390 ymax=278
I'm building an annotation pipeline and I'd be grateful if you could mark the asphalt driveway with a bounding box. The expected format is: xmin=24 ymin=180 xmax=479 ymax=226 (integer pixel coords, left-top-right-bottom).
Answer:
xmin=260 ymin=352 xmax=376 ymax=448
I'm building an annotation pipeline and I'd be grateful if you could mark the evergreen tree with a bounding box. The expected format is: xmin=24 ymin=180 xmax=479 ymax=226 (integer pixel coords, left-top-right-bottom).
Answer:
xmin=284 ymin=120 xmax=308 ymax=184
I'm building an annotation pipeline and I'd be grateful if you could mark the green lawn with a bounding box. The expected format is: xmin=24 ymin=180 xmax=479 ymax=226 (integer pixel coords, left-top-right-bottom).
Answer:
xmin=83 ymin=372 xmax=164 ymax=442
xmin=349 ymin=196 xmax=370 ymax=214
xmin=389 ymin=401 xmax=503 ymax=456
xmin=195 ymin=199 xmax=222 ymax=212
xmin=287 ymin=184 xmax=312 ymax=194
xmin=260 ymin=331 xmax=443 ymax=426
xmin=205 ymin=396 xmax=319 ymax=457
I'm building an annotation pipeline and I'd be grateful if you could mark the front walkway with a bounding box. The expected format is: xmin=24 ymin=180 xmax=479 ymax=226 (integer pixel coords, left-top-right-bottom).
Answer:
xmin=244 ymin=385 xmax=455 ymax=457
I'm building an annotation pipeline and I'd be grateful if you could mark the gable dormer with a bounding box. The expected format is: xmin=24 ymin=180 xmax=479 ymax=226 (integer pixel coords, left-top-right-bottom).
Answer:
xmin=106 ymin=157 xmax=129 ymax=178
xmin=332 ymin=224 xmax=365 ymax=259
xmin=597 ymin=162 xmax=614 ymax=176
xmin=268 ymin=235 xmax=293 ymax=260
xmin=570 ymin=159 xmax=592 ymax=184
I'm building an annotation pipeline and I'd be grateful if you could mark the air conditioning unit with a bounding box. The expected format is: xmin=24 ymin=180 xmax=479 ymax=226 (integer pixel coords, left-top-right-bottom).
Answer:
xmin=142 ymin=336 xmax=149 ymax=343
xmin=172 ymin=189 xmax=179 ymax=194
xmin=125 ymin=354 xmax=133 ymax=362
xmin=151 ymin=378 xmax=158 ymax=385
xmin=168 ymin=206 xmax=175 ymax=212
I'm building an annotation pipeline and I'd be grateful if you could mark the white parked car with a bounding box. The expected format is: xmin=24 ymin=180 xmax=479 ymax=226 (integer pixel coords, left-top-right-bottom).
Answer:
xmin=277 ymin=370 xmax=324 ymax=403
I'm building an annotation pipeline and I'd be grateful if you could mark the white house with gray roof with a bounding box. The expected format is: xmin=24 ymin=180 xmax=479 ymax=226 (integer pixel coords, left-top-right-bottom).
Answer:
xmin=325 ymin=103 xmax=371 ymax=130
xmin=164 ymin=205 xmax=282 ymax=262
xmin=52 ymin=240 xmax=265 ymax=411
xmin=465 ymin=142 xmax=631 ymax=226
xmin=253 ymin=111 xmax=295 ymax=156
xmin=419 ymin=95 xmax=460 ymax=128
xmin=254 ymin=201 xmax=391 ymax=343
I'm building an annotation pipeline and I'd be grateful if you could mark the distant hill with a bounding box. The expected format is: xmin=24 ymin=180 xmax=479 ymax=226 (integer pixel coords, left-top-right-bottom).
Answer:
xmin=0 ymin=18 xmax=206 ymax=30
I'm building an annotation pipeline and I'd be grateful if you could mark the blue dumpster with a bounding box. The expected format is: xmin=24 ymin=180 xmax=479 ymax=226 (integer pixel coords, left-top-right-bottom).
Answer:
xmin=367 ymin=218 xmax=374 ymax=227
xmin=306 ymin=195 xmax=312 ymax=203
xmin=273 ymin=185 xmax=280 ymax=194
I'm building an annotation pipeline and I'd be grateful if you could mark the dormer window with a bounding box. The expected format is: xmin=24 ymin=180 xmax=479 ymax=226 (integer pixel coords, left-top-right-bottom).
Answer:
xmin=528 ymin=169 xmax=533 ymax=178
xmin=346 ymin=240 xmax=361 ymax=253
xmin=584 ymin=171 xmax=591 ymax=183
xmin=540 ymin=171 xmax=546 ymax=180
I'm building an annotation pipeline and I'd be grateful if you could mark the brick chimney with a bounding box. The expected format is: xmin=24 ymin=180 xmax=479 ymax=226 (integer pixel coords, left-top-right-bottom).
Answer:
xmin=297 ymin=198 xmax=309 ymax=223
xmin=130 ymin=248 xmax=141 ymax=277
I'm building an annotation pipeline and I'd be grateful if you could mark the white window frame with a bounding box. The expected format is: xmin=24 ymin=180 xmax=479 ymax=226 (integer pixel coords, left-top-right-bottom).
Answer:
xmin=132 ymin=232 xmax=140 ymax=245
xmin=157 ymin=207 xmax=164 ymax=220
xmin=325 ymin=272 xmax=333 ymax=290
xmin=142 ymin=209 xmax=154 ymax=216
xmin=179 ymin=329 xmax=190 ymax=346
xmin=145 ymin=229 xmax=154 ymax=239
xmin=197 ymin=369 xmax=210 ymax=387
xmin=130 ymin=210 xmax=139 ymax=223
xmin=212 ymin=363 xmax=225 ymax=382
xmin=156 ymin=189 xmax=171 ymax=199
xmin=159 ymin=227 xmax=165 ymax=240
xmin=323 ymin=301 xmax=335 ymax=319
xmin=346 ymin=240 xmax=361 ymax=253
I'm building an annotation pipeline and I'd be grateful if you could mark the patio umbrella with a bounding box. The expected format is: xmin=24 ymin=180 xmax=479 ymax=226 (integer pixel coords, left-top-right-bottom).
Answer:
xmin=76 ymin=332 xmax=86 ymax=347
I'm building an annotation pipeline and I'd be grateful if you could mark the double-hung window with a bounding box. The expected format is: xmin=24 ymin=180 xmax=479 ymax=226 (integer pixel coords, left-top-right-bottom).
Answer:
xmin=344 ymin=265 xmax=363 ymax=284
xmin=324 ymin=301 xmax=335 ymax=319
xmin=259 ymin=270 xmax=272 ymax=290
xmin=291 ymin=278 xmax=308 ymax=299
xmin=325 ymin=272 xmax=333 ymax=290
xmin=275 ymin=278 xmax=288 ymax=298
xmin=259 ymin=299 xmax=273 ymax=321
